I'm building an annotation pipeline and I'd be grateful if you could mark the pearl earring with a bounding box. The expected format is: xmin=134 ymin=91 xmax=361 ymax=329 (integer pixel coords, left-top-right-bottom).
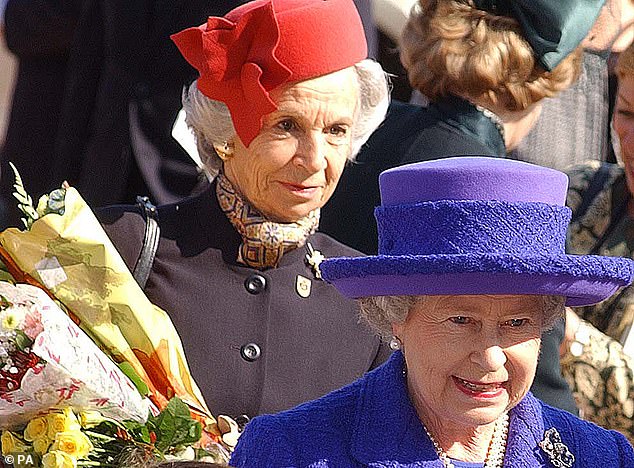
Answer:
xmin=389 ymin=336 xmax=402 ymax=350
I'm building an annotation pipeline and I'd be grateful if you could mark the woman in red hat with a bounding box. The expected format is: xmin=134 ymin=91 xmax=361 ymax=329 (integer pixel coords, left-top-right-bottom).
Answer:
xmin=98 ymin=0 xmax=390 ymax=423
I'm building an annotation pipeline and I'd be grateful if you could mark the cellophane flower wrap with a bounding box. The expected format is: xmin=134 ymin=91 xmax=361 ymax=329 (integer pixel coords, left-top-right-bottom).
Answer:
xmin=0 ymin=173 xmax=243 ymax=464
xmin=0 ymin=186 xmax=209 ymax=419
xmin=0 ymin=282 xmax=148 ymax=428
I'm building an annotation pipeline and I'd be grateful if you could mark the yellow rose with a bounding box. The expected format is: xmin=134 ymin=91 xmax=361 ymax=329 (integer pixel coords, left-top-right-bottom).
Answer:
xmin=32 ymin=436 xmax=51 ymax=455
xmin=41 ymin=450 xmax=77 ymax=468
xmin=51 ymin=431 xmax=93 ymax=459
xmin=24 ymin=416 xmax=48 ymax=441
xmin=46 ymin=410 xmax=80 ymax=439
xmin=77 ymin=411 xmax=104 ymax=429
xmin=1 ymin=430 xmax=27 ymax=455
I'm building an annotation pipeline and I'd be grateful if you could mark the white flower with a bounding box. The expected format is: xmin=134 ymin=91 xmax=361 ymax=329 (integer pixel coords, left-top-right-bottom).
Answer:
xmin=0 ymin=306 xmax=26 ymax=331
xmin=163 ymin=446 xmax=196 ymax=461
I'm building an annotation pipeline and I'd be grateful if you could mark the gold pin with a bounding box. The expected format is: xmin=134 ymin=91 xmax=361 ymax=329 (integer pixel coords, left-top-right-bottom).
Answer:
xmin=296 ymin=275 xmax=312 ymax=298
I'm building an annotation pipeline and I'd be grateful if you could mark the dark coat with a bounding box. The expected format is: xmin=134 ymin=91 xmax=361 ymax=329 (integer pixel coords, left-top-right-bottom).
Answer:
xmin=50 ymin=0 xmax=246 ymax=209
xmin=98 ymin=184 xmax=388 ymax=418
xmin=320 ymin=98 xmax=505 ymax=256
xmin=231 ymin=351 xmax=634 ymax=467
xmin=0 ymin=0 xmax=81 ymax=228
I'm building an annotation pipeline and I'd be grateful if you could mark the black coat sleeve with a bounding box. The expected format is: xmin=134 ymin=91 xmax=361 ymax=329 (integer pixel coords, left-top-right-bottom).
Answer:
xmin=4 ymin=0 xmax=80 ymax=57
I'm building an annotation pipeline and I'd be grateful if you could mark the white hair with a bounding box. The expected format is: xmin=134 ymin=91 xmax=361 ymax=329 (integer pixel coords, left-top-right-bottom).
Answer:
xmin=357 ymin=295 xmax=566 ymax=339
xmin=182 ymin=59 xmax=390 ymax=179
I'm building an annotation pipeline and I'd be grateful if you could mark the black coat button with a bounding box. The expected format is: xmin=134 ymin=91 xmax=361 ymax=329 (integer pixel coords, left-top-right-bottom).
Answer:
xmin=240 ymin=343 xmax=261 ymax=362
xmin=244 ymin=274 xmax=266 ymax=294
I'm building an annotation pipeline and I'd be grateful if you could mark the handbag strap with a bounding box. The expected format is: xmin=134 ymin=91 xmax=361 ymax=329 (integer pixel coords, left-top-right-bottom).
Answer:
xmin=132 ymin=195 xmax=160 ymax=289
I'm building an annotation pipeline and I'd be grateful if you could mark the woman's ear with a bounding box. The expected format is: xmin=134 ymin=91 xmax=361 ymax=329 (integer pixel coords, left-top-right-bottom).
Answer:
xmin=391 ymin=322 xmax=404 ymax=339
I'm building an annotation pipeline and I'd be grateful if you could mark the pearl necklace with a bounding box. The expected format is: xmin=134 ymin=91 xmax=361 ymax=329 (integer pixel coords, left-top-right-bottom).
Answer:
xmin=423 ymin=412 xmax=509 ymax=468
xmin=474 ymin=103 xmax=506 ymax=143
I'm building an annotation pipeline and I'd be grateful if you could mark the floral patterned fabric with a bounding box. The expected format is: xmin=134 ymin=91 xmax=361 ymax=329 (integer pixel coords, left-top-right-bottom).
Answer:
xmin=567 ymin=161 xmax=633 ymax=340
xmin=560 ymin=319 xmax=634 ymax=444
xmin=565 ymin=161 xmax=634 ymax=443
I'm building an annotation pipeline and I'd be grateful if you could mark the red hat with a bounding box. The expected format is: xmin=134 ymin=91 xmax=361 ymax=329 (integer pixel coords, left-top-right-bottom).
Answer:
xmin=171 ymin=0 xmax=368 ymax=147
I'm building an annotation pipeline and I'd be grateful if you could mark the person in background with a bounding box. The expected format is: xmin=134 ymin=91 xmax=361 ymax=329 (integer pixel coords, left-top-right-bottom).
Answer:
xmin=232 ymin=157 xmax=634 ymax=467
xmin=510 ymin=0 xmax=634 ymax=170
xmin=48 ymin=0 xmax=244 ymax=211
xmin=562 ymin=38 xmax=634 ymax=442
xmin=567 ymin=39 xmax=634 ymax=349
xmin=321 ymin=0 xmax=602 ymax=255
xmin=99 ymin=0 xmax=390 ymax=421
xmin=321 ymin=0 xmax=607 ymax=415
xmin=0 ymin=0 xmax=81 ymax=228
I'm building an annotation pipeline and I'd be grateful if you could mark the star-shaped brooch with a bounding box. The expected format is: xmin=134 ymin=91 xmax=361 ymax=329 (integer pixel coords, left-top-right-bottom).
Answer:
xmin=539 ymin=428 xmax=575 ymax=467
xmin=305 ymin=242 xmax=325 ymax=280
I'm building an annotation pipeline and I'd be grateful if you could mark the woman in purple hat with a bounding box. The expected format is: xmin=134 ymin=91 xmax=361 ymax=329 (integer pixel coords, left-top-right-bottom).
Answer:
xmin=231 ymin=157 xmax=634 ymax=467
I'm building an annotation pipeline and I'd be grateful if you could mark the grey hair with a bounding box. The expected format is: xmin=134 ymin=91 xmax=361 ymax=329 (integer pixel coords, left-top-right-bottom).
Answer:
xmin=357 ymin=295 xmax=566 ymax=339
xmin=182 ymin=59 xmax=390 ymax=179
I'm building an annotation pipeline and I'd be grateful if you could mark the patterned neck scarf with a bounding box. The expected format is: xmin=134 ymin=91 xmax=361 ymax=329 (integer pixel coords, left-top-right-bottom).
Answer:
xmin=216 ymin=172 xmax=320 ymax=270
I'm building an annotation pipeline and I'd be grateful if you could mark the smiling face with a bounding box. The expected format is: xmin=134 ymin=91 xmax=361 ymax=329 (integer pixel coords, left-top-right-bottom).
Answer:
xmin=392 ymin=294 xmax=543 ymax=433
xmin=613 ymin=75 xmax=634 ymax=197
xmin=223 ymin=67 xmax=359 ymax=223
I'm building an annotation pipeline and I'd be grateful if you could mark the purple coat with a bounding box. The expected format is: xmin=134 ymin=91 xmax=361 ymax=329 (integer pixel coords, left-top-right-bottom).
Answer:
xmin=231 ymin=351 xmax=634 ymax=467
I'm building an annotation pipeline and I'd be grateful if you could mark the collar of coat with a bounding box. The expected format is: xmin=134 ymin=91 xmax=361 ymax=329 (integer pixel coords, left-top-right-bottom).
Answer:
xmin=430 ymin=95 xmax=507 ymax=157
xmin=176 ymin=182 xmax=321 ymax=269
xmin=350 ymin=351 xmax=571 ymax=467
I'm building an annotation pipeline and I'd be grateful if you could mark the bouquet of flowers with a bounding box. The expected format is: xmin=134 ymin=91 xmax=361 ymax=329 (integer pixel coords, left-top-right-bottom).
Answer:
xmin=2 ymin=398 xmax=211 ymax=467
xmin=0 ymin=167 xmax=239 ymax=465
xmin=0 ymin=281 xmax=148 ymax=427
xmin=0 ymin=171 xmax=208 ymax=416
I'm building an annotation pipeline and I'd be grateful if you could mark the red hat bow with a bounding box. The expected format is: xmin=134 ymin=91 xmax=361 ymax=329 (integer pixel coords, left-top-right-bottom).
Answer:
xmin=172 ymin=0 xmax=368 ymax=147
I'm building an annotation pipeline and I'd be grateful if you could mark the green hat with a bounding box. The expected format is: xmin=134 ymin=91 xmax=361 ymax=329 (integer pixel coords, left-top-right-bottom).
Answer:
xmin=474 ymin=0 xmax=606 ymax=70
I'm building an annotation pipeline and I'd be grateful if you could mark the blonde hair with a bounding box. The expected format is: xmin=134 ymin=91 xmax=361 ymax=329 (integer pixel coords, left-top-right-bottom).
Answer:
xmin=400 ymin=0 xmax=583 ymax=111
xmin=616 ymin=41 xmax=634 ymax=78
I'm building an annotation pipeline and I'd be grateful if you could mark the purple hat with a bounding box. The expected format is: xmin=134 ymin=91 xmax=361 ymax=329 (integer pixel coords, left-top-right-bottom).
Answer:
xmin=321 ymin=157 xmax=634 ymax=306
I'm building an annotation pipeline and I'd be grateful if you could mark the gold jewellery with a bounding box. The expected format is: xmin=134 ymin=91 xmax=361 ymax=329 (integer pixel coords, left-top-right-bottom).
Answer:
xmin=214 ymin=141 xmax=234 ymax=161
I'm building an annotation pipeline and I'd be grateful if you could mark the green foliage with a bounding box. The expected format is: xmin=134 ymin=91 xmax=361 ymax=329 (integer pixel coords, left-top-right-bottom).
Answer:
xmin=117 ymin=362 xmax=150 ymax=397
xmin=83 ymin=397 xmax=203 ymax=460
xmin=147 ymin=397 xmax=202 ymax=453
xmin=13 ymin=330 xmax=34 ymax=352
xmin=9 ymin=162 xmax=39 ymax=229
xmin=38 ymin=188 xmax=66 ymax=217
xmin=0 ymin=294 xmax=13 ymax=310
xmin=122 ymin=419 xmax=152 ymax=445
